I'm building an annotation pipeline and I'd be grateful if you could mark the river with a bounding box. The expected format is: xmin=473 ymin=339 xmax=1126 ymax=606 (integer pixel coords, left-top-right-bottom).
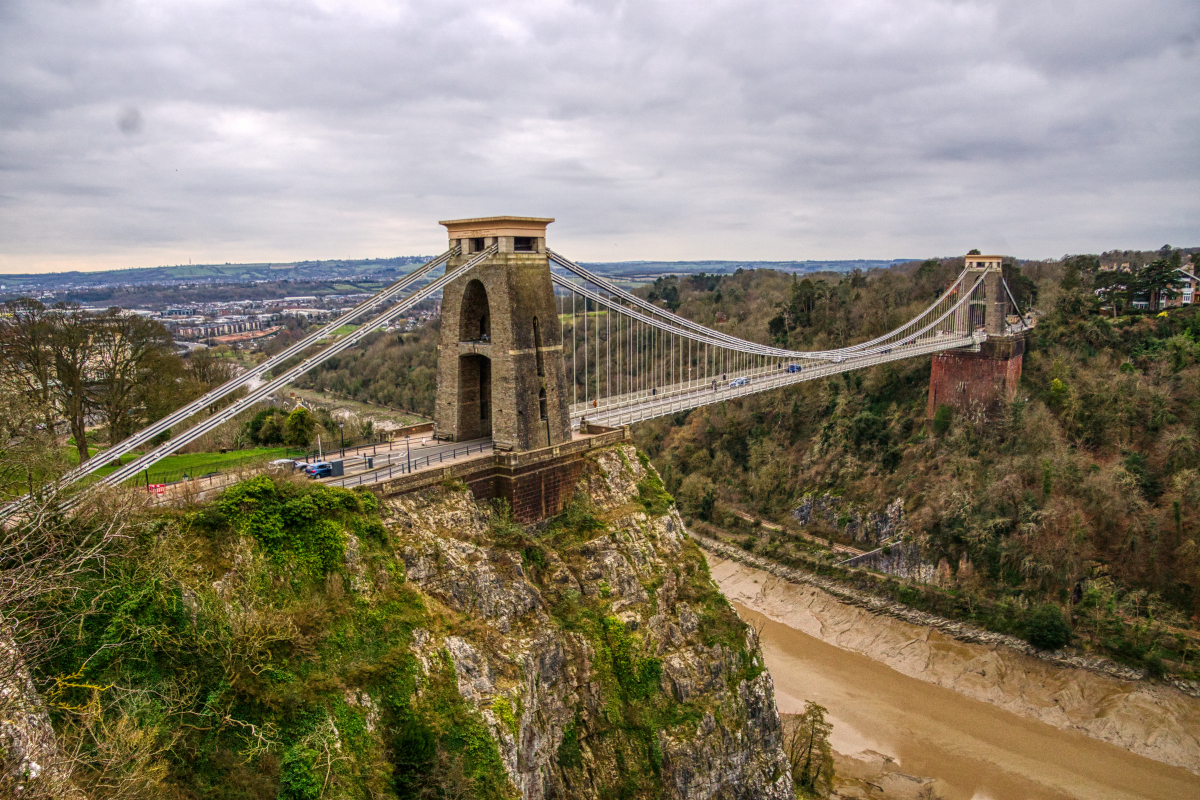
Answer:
xmin=709 ymin=557 xmax=1200 ymax=799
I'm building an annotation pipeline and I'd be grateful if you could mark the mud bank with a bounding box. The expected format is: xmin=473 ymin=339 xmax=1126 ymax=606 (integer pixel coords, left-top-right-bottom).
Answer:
xmin=706 ymin=554 xmax=1200 ymax=778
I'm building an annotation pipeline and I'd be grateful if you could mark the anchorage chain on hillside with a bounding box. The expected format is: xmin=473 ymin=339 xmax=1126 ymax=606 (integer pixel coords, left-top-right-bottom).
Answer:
xmin=76 ymin=245 xmax=498 ymax=497
xmin=0 ymin=246 xmax=495 ymax=518
xmin=548 ymin=250 xmax=977 ymax=360
xmin=551 ymin=268 xmax=988 ymax=428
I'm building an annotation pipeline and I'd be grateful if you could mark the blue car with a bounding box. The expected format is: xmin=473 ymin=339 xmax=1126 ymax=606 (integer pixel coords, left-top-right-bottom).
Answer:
xmin=305 ymin=461 xmax=333 ymax=479
xmin=787 ymin=363 xmax=802 ymax=373
xmin=729 ymin=377 xmax=750 ymax=388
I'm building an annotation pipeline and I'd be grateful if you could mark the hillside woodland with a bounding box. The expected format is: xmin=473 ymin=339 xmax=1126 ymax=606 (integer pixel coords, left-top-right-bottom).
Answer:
xmin=292 ymin=324 xmax=439 ymax=419
xmin=634 ymin=249 xmax=1200 ymax=679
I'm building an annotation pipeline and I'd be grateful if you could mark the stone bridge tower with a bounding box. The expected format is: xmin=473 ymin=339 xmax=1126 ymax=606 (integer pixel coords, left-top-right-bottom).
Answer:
xmin=926 ymin=255 xmax=1024 ymax=421
xmin=434 ymin=216 xmax=573 ymax=451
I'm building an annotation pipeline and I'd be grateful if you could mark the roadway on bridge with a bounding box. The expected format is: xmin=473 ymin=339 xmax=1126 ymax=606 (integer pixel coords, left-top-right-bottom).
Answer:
xmin=573 ymin=333 xmax=980 ymax=428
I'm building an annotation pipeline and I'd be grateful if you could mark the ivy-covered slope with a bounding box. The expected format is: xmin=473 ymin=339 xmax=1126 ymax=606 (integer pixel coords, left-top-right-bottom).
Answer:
xmin=42 ymin=445 xmax=792 ymax=800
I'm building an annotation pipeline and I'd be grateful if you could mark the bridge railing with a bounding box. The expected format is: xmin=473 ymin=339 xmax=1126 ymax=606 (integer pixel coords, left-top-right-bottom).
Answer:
xmin=325 ymin=439 xmax=494 ymax=488
xmin=576 ymin=332 xmax=982 ymax=428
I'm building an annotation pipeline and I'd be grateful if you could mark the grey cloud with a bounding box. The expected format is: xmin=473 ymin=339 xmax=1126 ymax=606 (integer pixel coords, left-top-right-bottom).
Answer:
xmin=0 ymin=0 xmax=1197 ymax=272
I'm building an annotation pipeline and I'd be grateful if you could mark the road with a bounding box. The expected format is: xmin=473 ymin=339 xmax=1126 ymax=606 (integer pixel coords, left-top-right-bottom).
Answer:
xmin=726 ymin=508 xmax=865 ymax=557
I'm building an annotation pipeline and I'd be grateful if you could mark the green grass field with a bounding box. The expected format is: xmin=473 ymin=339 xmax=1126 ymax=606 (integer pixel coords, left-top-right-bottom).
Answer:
xmin=85 ymin=447 xmax=302 ymax=484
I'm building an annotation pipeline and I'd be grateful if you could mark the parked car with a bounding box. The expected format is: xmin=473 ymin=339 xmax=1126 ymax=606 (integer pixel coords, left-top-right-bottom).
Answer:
xmin=305 ymin=461 xmax=333 ymax=479
xmin=729 ymin=377 xmax=750 ymax=388
xmin=269 ymin=458 xmax=296 ymax=471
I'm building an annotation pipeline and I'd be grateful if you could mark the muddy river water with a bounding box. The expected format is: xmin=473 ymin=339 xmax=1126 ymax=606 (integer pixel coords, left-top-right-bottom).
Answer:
xmin=710 ymin=557 xmax=1200 ymax=799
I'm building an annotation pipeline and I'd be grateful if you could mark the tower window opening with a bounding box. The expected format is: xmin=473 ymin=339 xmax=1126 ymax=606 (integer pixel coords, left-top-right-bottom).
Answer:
xmin=533 ymin=317 xmax=545 ymax=376
xmin=514 ymin=236 xmax=536 ymax=252
xmin=470 ymin=237 xmax=486 ymax=253
xmin=539 ymin=388 xmax=548 ymax=420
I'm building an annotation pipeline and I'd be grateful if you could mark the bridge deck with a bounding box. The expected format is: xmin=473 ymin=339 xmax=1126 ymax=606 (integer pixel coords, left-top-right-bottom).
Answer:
xmin=573 ymin=333 xmax=982 ymax=428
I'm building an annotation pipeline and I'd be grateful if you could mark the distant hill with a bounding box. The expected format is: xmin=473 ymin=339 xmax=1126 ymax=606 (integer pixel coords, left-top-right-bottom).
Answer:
xmin=0 ymin=256 xmax=431 ymax=293
xmin=0 ymin=255 xmax=912 ymax=295
xmin=581 ymin=259 xmax=914 ymax=280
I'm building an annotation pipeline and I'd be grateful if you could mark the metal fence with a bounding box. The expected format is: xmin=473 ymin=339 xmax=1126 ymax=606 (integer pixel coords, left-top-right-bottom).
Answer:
xmin=328 ymin=440 xmax=493 ymax=488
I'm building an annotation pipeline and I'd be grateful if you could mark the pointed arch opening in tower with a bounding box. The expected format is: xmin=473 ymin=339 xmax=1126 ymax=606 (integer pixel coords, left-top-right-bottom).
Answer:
xmin=460 ymin=279 xmax=490 ymax=342
xmin=457 ymin=354 xmax=492 ymax=439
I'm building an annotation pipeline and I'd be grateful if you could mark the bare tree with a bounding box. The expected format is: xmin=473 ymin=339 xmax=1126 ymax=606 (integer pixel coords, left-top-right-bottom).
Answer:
xmin=44 ymin=305 xmax=97 ymax=465
xmin=89 ymin=310 xmax=174 ymax=444
xmin=0 ymin=300 xmax=60 ymax=440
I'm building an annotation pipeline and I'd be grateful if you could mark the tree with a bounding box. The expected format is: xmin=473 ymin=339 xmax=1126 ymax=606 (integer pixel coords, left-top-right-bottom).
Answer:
xmin=769 ymin=278 xmax=824 ymax=343
xmin=1060 ymin=255 xmax=1099 ymax=292
xmin=1138 ymin=251 xmax=1185 ymax=310
xmin=183 ymin=349 xmax=239 ymax=402
xmin=89 ymin=310 xmax=175 ymax=444
xmin=284 ymin=406 xmax=316 ymax=447
xmin=1003 ymin=264 xmax=1039 ymax=311
xmin=0 ymin=299 xmax=61 ymax=439
xmin=45 ymin=305 xmax=98 ymax=465
xmin=1093 ymin=270 xmax=1133 ymax=318
xmin=932 ymin=404 xmax=953 ymax=435
xmin=1026 ymin=604 xmax=1071 ymax=650
xmin=784 ymin=701 xmax=835 ymax=797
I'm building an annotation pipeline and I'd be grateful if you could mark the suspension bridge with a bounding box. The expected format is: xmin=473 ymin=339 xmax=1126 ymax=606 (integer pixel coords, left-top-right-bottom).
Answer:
xmin=2 ymin=216 xmax=1029 ymax=521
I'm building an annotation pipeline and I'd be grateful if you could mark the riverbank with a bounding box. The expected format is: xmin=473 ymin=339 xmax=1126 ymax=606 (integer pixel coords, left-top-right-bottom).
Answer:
xmin=702 ymin=546 xmax=1200 ymax=784
xmin=752 ymin=603 xmax=1200 ymax=800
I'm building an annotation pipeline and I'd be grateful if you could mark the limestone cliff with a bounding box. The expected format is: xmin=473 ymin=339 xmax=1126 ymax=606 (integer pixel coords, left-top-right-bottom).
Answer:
xmin=387 ymin=444 xmax=794 ymax=799
xmin=29 ymin=445 xmax=792 ymax=800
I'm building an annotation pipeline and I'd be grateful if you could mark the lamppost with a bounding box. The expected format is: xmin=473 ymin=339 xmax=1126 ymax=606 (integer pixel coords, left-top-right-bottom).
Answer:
xmin=405 ymin=434 xmax=412 ymax=473
xmin=339 ymin=421 xmax=344 ymax=452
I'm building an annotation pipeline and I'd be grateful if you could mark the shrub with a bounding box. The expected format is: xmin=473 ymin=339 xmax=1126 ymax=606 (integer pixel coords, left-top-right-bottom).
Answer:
xmin=556 ymin=720 xmax=583 ymax=770
xmin=1026 ymin=604 xmax=1071 ymax=650
xmin=932 ymin=404 xmax=953 ymax=435
xmin=278 ymin=745 xmax=322 ymax=800
xmin=218 ymin=475 xmax=357 ymax=575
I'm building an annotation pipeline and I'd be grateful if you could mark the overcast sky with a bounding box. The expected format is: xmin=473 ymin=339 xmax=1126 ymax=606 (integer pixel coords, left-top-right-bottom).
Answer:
xmin=1 ymin=0 xmax=1197 ymax=273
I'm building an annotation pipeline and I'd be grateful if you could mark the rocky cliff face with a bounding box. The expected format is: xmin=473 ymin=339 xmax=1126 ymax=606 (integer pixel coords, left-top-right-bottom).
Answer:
xmin=388 ymin=445 xmax=794 ymax=800
xmin=0 ymin=626 xmax=76 ymax=799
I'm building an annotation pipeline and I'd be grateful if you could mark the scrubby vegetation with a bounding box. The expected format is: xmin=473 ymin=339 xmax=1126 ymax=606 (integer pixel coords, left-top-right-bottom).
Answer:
xmin=9 ymin=453 xmax=766 ymax=799
xmin=22 ymin=477 xmax=512 ymax=799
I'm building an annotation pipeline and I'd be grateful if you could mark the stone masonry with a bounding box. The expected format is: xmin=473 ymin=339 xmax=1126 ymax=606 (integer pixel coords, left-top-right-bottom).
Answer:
xmin=926 ymin=334 xmax=1024 ymax=421
xmin=926 ymin=259 xmax=1024 ymax=421
xmin=434 ymin=217 xmax=572 ymax=452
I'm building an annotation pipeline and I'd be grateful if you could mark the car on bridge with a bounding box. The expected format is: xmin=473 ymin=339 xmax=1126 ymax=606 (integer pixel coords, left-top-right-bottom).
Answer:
xmin=304 ymin=461 xmax=333 ymax=479
xmin=786 ymin=363 xmax=802 ymax=373
xmin=729 ymin=377 xmax=750 ymax=388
